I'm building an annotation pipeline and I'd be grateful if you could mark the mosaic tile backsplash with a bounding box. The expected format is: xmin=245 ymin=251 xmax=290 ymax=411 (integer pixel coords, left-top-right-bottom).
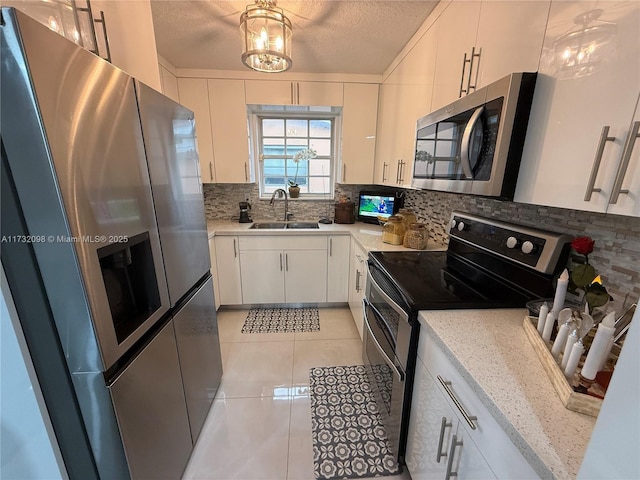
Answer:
xmin=203 ymin=183 xmax=640 ymax=307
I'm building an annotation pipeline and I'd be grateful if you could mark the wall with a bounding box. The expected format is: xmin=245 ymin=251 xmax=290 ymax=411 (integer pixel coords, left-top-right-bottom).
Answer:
xmin=204 ymin=184 xmax=640 ymax=308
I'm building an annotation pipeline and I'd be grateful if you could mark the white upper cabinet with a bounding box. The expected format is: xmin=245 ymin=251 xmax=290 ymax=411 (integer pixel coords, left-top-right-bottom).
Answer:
xmin=90 ymin=0 xmax=161 ymax=91
xmin=515 ymin=1 xmax=640 ymax=216
xmin=159 ymin=65 xmax=180 ymax=103
xmin=474 ymin=1 xmax=550 ymax=88
xmin=177 ymin=78 xmax=215 ymax=183
xmin=430 ymin=1 xmax=481 ymax=111
xmin=245 ymin=80 xmax=344 ymax=106
xmin=340 ymin=83 xmax=379 ymax=184
xmin=207 ymin=79 xmax=252 ymax=183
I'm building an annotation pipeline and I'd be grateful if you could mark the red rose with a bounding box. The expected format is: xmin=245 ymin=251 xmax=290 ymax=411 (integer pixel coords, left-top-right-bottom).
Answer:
xmin=572 ymin=236 xmax=595 ymax=256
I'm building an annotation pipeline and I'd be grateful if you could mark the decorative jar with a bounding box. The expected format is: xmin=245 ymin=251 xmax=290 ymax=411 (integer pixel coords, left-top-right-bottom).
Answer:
xmin=382 ymin=215 xmax=406 ymax=245
xmin=403 ymin=223 xmax=429 ymax=249
xmin=398 ymin=208 xmax=417 ymax=230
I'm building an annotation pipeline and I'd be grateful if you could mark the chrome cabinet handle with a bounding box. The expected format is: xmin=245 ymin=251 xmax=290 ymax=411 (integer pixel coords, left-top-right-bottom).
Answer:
xmin=362 ymin=299 xmax=404 ymax=382
xmin=459 ymin=52 xmax=470 ymax=97
xmin=290 ymin=82 xmax=294 ymax=104
xmin=460 ymin=106 xmax=484 ymax=179
xmin=244 ymin=162 xmax=248 ymax=182
xmin=296 ymin=82 xmax=300 ymax=104
xmin=396 ymin=160 xmax=402 ymax=183
xmin=209 ymin=162 xmax=214 ymax=182
xmin=280 ymin=253 xmax=283 ymax=271
xmin=75 ymin=0 xmax=99 ymax=54
xmin=233 ymin=238 xmax=237 ymax=258
xmin=89 ymin=4 xmax=112 ymax=63
xmin=437 ymin=375 xmax=477 ymax=430
xmin=382 ymin=162 xmax=389 ymax=182
xmin=445 ymin=435 xmax=463 ymax=480
xmin=610 ymin=120 xmax=640 ymax=204
xmin=329 ymin=238 xmax=333 ymax=256
xmin=285 ymin=253 xmax=288 ymax=271
xmin=398 ymin=159 xmax=406 ymax=183
xmin=342 ymin=164 xmax=346 ymax=182
xmin=467 ymin=46 xmax=481 ymax=94
xmin=355 ymin=270 xmax=361 ymax=292
xmin=584 ymin=126 xmax=616 ymax=201
xmin=436 ymin=417 xmax=453 ymax=463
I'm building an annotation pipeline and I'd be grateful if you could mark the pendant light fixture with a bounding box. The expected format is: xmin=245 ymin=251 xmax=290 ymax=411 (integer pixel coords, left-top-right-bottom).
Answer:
xmin=240 ymin=0 xmax=292 ymax=73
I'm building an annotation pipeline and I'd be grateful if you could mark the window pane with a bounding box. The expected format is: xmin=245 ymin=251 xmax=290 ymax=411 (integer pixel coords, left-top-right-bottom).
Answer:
xmin=263 ymin=137 xmax=285 ymax=155
xmin=285 ymin=119 xmax=307 ymax=137
xmin=310 ymin=120 xmax=331 ymax=137
xmin=310 ymin=138 xmax=331 ymax=156
xmin=263 ymin=119 xmax=284 ymax=136
xmin=286 ymin=139 xmax=307 ymax=155
xmin=309 ymin=177 xmax=330 ymax=193
xmin=309 ymin=159 xmax=330 ymax=175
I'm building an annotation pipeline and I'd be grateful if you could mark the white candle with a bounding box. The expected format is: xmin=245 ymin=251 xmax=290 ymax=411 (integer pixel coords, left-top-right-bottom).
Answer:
xmin=551 ymin=269 xmax=570 ymax=316
xmin=564 ymin=340 xmax=584 ymax=380
xmin=598 ymin=336 xmax=615 ymax=371
xmin=537 ymin=303 xmax=549 ymax=335
xmin=552 ymin=323 xmax=570 ymax=359
xmin=581 ymin=312 xmax=616 ymax=380
xmin=542 ymin=310 xmax=557 ymax=342
xmin=561 ymin=330 xmax=578 ymax=369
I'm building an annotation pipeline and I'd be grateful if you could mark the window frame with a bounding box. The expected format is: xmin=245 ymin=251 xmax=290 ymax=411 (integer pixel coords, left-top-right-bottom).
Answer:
xmin=249 ymin=108 xmax=342 ymax=200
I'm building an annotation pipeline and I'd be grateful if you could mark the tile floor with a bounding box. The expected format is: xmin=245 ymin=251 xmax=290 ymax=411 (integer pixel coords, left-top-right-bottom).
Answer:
xmin=182 ymin=307 xmax=412 ymax=480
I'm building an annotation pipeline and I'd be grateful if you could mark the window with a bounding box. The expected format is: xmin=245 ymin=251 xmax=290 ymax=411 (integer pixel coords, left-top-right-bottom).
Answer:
xmin=250 ymin=110 xmax=339 ymax=198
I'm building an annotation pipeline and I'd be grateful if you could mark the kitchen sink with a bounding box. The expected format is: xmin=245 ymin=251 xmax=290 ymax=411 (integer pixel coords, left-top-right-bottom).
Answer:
xmin=249 ymin=222 xmax=286 ymax=229
xmin=286 ymin=222 xmax=319 ymax=229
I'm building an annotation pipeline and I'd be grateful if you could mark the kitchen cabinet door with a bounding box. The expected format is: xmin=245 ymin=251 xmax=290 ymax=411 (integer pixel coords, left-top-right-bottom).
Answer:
xmin=214 ymin=236 xmax=243 ymax=305
xmin=430 ymin=1 xmax=481 ymax=111
xmin=245 ymin=80 xmax=343 ymax=106
xmin=208 ymin=79 xmax=252 ymax=183
xmin=327 ymin=235 xmax=350 ymax=302
xmin=177 ymin=78 xmax=215 ymax=183
xmin=240 ymin=250 xmax=285 ymax=303
xmin=159 ymin=65 xmax=180 ymax=103
xmin=347 ymin=239 xmax=367 ymax=340
xmin=284 ymin=249 xmax=327 ymax=303
xmin=339 ymin=83 xmax=378 ymax=184
xmin=90 ymin=0 xmax=161 ymax=91
xmin=514 ymin=1 xmax=640 ymax=214
xmin=374 ymin=79 xmax=401 ymax=185
xmin=474 ymin=1 xmax=550 ymax=89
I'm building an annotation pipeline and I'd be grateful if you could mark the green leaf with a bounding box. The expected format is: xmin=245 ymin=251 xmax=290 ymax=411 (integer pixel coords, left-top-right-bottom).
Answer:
xmin=585 ymin=283 xmax=612 ymax=309
xmin=571 ymin=264 xmax=596 ymax=288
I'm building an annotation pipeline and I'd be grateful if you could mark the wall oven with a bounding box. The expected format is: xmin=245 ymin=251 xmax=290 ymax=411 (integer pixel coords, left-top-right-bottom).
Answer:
xmin=412 ymin=72 xmax=537 ymax=199
xmin=363 ymin=212 xmax=572 ymax=466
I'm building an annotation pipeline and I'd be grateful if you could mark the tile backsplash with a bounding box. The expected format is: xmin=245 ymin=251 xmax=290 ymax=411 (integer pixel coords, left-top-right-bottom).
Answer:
xmin=203 ymin=183 xmax=640 ymax=307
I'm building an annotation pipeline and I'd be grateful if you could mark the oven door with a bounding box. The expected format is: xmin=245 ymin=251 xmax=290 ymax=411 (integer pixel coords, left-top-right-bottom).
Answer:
xmin=362 ymin=297 xmax=405 ymax=460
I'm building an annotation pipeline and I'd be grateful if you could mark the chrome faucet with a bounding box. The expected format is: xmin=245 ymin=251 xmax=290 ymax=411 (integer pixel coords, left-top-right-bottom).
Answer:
xmin=269 ymin=188 xmax=291 ymax=221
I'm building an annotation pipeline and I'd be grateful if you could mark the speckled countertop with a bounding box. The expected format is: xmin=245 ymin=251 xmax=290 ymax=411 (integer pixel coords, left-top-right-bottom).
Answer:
xmin=418 ymin=309 xmax=596 ymax=479
xmin=206 ymin=220 xmax=445 ymax=253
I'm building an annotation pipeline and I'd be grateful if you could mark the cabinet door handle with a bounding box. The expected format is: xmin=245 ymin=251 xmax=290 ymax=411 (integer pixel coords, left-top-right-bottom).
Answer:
xmin=398 ymin=159 xmax=406 ymax=183
xmin=355 ymin=270 xmax=361 ymax=292
xmin=437 ymin=375 xmax=477 ymax=430
xmin=459 ymin=52 xmax=470 ymax=97
xmin=585 ymin=126 xmax=616 ymax=201
xmin=329 ymin=238 xmax=333 ymax=256
xmin=610 ymin=120 xmax=640 ymax=204
xmin=285 ymin=253 xmax=289 ymax=271
xmin=91 ymin=6 xmax=112 ymax=63
xmin=436 ymin=417 xmax=453 ymax=463
xmin=467 ymin=46 xmax=481 ymax=93
xmin=445 ymin=435 xmax=463 ymax=480
xmin=342 ymin=163 xmax=346 ymax=182
xmin=244 ymin=161 xmax=249 ymax=182
xmin=296 ymin=82 xmax=300 ymax=105
xmin=75 ymin=1 xmax=99 ymax=54
xmin=280 ymin=253 xmax=283 ymax=271
xmin=209 ymin=162 xmax=214 ymax=182
xmin=233 ymin=239 xmax=237 ymax=258
xmin=382 ymin=162 xmax=389 ymax=182
xmin=396 ymin=160 xmax=402 ymax=183
xmin=290 ymin=82 xmax=294 ymax=105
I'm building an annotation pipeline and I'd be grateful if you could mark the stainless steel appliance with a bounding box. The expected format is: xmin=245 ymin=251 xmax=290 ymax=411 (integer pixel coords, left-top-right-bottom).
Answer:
xmin=239 ymin=200 xmax=253 ymax=223
xmin=411 ymin=72 xmax=537 ymax=199
xmin=363 ymin=211 xmax=572 ymax=465
xmin=1 ymin=8 xmax=221 ymax=479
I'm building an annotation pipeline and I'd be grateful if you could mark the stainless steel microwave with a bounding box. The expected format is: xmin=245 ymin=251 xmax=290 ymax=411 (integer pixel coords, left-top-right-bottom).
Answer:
xmin=411 ymin=72 xmax=537 ymax=199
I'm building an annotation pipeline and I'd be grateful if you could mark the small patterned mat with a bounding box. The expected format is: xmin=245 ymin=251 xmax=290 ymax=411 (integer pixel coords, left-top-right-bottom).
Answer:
xmin=310 ymin=365 xmax=400 ymax=480
xmin=241 ymin=307 xmax=320 ymax=333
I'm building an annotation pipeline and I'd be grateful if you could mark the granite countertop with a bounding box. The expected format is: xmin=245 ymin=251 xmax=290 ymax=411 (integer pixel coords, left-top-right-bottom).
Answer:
xmin=206 ymin=220 xmax=446 ymax=253
xmin=418 ymin=309 xmax=596 ymax=479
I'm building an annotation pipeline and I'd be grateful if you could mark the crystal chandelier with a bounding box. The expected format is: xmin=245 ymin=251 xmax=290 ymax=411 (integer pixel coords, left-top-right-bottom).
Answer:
xmin=240 ymin=0 xmax=292 ymax=73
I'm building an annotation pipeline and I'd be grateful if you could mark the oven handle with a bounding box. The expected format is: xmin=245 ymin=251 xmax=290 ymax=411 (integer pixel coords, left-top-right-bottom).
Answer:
xmin=366 ymin=265 xmax=410 ymax=324
xmin=363 ymin=298 xmax=405 ymax=383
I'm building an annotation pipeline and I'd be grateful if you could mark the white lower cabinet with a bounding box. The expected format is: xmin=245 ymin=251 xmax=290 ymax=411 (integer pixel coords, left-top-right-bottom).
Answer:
xmin=213 ymin=236 xmax=242 ymax=305
xmin=407 ymin=330 xmax=540 ymax=480
xmin=348 ymin=238 xmax=367 ymax=339
xmin=238 ymin=236 xmax=327 ymax=304
xmin=327 ymin=235 xmax=350 ymax=302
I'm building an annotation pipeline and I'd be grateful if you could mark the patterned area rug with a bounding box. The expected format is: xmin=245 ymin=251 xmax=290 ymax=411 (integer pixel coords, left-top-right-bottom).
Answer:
xmin=310 ymin=365 xmax=400 ymax=480
xmin=241 ymin=307 xmax=320 ymax=333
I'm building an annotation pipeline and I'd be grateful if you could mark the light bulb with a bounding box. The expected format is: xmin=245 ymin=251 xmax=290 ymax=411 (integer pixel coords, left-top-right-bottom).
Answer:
xmin=48 ymin=16 xmax=60 ymax=33
xmin=562 ymin=47 xmax=572 ymax=60
xmin=260 ymin=27 xmax=268 ymax=44
xmin=255 ymin=36 xmax=264 ymax=50
xmin=275 ymin=35 xmax=283 ymax=51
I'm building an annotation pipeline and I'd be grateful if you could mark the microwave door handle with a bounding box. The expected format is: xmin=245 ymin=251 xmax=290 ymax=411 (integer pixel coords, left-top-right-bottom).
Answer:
xmin=363 ymin=299 xmax=404 ymax=382
xmin=460 ymin=106 xmax=485 ymax=179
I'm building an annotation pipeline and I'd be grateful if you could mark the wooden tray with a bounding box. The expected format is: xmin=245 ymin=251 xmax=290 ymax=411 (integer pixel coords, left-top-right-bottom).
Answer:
xmin=522 ymin=316 xmax=602 ymax=417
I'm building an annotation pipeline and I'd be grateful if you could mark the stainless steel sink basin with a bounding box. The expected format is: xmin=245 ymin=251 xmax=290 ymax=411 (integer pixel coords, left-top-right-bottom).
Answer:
xmin=286 ymin=222 xmax=319 ymax=229
xmin=249 ymin=222 xmax=286 ymax=229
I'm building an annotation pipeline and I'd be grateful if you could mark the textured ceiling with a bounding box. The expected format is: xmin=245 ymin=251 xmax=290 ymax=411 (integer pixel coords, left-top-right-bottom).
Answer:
xmin=151 ymin=1 xmax=439 ymax=74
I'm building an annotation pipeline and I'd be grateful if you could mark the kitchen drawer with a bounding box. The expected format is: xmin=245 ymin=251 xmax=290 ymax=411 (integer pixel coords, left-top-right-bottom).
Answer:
xmin=418 ymin=330 xmax=539 ymax=479
xmin=238 ymin=235 xmax=327 ymax=251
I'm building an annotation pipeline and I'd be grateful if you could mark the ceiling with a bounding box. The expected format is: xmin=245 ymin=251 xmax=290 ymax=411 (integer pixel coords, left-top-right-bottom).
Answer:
xmin=150 ymin=1 xmax=439 ymax=75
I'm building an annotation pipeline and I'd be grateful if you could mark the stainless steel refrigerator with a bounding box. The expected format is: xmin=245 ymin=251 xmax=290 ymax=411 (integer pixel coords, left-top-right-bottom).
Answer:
xmin=1 ymin=8 xmax=222 ymax=479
